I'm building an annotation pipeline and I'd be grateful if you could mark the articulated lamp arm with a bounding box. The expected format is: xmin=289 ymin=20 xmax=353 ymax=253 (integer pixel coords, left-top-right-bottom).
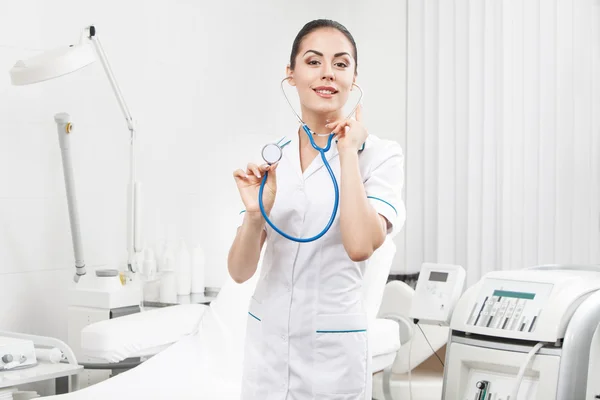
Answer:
xmin=86 ymin=26 xmax=143 ymax=273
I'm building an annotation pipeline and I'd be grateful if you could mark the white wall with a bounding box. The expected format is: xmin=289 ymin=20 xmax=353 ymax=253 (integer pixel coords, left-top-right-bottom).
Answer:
xmin=0 ymin=0 xmax=407 ymax=342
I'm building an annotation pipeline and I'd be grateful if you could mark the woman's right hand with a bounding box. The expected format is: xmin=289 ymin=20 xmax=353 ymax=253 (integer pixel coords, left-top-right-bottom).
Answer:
xmin=233 ymin=162 xmax=279 ymax=218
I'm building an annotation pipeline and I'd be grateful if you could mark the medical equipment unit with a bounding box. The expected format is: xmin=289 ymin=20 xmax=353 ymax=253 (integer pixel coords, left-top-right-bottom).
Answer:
xmin=0 ymin=337 xmax=36 ymax=371
xmin=9 ymin=25 xmax=143 ymax=281
xmin=442 ymin=265 xmax=600 ymax=400
xmin=258 ymin=78 xmax=364 ymax=243
xmin=0 ymin=331 xmax=82 ymax=395
xmin=410 ymin=263 xmax=467 ymax=326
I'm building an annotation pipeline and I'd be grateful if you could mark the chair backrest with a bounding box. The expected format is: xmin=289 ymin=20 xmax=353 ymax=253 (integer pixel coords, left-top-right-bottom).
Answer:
xmin=377 ymin=280 xmax=450 ymax=374
xmin=362 ymin=237 xmax=397 ymax=320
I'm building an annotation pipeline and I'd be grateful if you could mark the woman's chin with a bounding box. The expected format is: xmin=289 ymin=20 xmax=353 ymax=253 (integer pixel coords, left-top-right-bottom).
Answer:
xmin=308 ymin=104 xmax=342 ymax=116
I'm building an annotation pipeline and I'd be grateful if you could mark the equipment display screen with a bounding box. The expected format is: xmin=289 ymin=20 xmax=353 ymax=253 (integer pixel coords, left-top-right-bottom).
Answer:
xmin=429 ymin=271 xmax=448 ymax=282
xmin=492 ymin=290 xmax=535 ymax=300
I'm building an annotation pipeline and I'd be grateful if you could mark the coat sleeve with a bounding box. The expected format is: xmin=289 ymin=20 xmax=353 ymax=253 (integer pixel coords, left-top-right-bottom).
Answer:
xmin=363 ymin=141 xmax=406 ymax=239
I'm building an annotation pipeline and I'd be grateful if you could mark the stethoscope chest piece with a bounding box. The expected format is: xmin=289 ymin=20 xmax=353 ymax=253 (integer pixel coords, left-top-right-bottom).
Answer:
xmin=262 ymin=143 xmax=283 ymax=165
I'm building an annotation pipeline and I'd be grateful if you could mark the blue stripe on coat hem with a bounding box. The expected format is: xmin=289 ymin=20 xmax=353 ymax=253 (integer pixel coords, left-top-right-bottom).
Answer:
xmin=248 ymin=312 xmax=261 ymax=322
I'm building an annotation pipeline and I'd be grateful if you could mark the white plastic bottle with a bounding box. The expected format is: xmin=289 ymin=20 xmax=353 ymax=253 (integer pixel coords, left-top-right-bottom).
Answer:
xmin=156 ymin=241 xmax=167 ymax=271
xmin=176 ymin=240 xmax=192 ymax=296
xmin=159 ymin=243 xmax=176 ymax=272
xmin=191 ymin=245 xmax=206 ymax=295
xmin=159 ymin=270 xmax=177 ymax=304
xmin=159 ymin=243 xmax=177 ymax=303
xmin=143 ymin=248 xmax=157 ymax=280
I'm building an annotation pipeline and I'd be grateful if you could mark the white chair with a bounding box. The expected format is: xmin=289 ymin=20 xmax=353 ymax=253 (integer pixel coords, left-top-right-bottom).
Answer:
xmin=361 ymin=238 xmax=402 ymax=399
xmin=370 ymin=318 xmax=403 ymax=399
xmin=373 ymin=280 xmax=449 ymax=400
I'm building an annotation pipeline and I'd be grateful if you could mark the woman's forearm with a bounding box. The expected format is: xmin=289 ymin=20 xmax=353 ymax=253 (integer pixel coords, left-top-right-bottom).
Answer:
xmin=339 ymin=149 xmax=386 ymax=261
xmin=227 ymin=212 xmax=266 ymax=283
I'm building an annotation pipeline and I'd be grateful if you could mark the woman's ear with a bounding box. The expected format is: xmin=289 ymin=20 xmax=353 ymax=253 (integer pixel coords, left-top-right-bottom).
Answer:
xmin=286 ymin=65 xmax=296 ymax=86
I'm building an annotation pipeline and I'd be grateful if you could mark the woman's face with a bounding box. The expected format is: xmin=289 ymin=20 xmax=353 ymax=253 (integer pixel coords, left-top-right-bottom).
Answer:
xmin=287 ymin=28 xmax=356 ymax=117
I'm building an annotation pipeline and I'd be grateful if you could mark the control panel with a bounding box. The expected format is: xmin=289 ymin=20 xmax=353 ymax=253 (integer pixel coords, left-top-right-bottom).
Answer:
xmin=410 ymin=263 xmax=466 ymax=325
xmin=466 ymin=278 xmax=554 ymax=333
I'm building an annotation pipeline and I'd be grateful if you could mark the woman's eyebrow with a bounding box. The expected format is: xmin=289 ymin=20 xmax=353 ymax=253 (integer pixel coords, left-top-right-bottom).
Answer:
xmin=302 ymin=50 xmax=351 ymax=59
xmin=303 ymin=50 xmax=323 ymax=57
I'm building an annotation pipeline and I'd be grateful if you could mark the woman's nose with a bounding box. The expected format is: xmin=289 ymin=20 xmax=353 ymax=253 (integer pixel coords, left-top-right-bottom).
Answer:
xmin=321 ymin=64 xmax=335 ymax=81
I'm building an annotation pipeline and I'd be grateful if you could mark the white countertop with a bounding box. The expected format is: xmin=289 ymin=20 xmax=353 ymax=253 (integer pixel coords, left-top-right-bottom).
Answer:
xmin=0 ymin=361 xmax=82 ymax=389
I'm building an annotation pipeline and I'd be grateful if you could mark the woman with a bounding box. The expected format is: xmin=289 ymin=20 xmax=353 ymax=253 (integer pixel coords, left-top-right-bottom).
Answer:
xmin=228 ymin=19 xmax=405 ymax=400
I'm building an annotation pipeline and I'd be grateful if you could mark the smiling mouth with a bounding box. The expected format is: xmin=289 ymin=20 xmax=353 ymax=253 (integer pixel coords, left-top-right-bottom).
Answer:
xmin=313 ymin=87 xmax=339 ymax=99
xmin=313 ymin=88 xmax=338 ymax=95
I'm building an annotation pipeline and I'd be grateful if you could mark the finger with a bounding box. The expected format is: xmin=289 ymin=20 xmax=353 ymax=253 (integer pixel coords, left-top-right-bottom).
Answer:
xmin=331 ymin=121 xmax=350 ymax=135
xmin=263 ymin=161 xmax=280 ymax=176
xmin=233 ymin=169 xmax=249 ymax=179
xmin=328 ymin=119 xmax=353 ymax=127
xmin=355 ymin=103 xmax=362 ymax=122
xmin=326 ymin=120 xmax=343 ymax=132
xmin=247 ymin=163 xmax=261 ymax=179
xmin=265 ymin=162 xmax=278 ymax=192
xmin=325 ymin=120 xmax=343 ymax=132
xmin=258 ymin=163 xmax=271 ymax=173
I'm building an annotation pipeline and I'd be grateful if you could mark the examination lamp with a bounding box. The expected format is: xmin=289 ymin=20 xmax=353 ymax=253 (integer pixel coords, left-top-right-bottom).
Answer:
xmin=9 ymin=26 xmax=143 ymax=282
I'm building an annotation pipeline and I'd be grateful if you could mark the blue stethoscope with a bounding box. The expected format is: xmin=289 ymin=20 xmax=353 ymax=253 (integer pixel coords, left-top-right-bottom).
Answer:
xmin=258 ymin=78 xmax=364 ymax=243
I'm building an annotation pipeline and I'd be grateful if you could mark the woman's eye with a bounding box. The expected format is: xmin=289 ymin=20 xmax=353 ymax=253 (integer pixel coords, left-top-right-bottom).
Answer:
xmin=335 ymin=62 xmax=348 ymax=68
xmin=308 ymin=60 xmax=320 ymax=65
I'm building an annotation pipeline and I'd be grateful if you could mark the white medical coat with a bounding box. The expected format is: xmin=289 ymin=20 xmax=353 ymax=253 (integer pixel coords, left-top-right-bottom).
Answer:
xmin=239 ymin=132 xmax=405 ymax=400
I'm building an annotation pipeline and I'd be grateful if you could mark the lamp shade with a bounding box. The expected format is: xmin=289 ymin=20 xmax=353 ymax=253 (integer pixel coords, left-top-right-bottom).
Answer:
xmin=10 ymin=42 xmax=95 ymax=86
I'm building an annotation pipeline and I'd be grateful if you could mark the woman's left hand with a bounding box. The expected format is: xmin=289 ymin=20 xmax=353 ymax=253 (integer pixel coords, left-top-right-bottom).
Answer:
xmin=325 ymin=103 xmax=368 ymax=153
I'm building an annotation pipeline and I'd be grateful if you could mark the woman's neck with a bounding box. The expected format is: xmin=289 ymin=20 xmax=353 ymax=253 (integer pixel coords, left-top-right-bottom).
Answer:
xmin=298 ymin=107 xmax=343 ymax=148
